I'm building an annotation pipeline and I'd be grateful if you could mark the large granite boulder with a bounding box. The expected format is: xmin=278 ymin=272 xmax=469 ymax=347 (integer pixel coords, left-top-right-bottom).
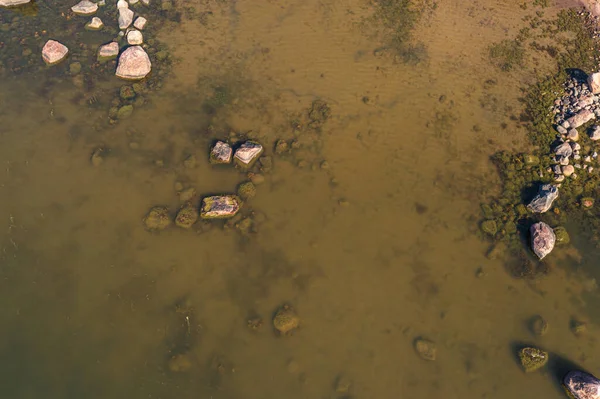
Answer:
xmin=567 ymin=109 xmax=596 ymax=128
xmin=42 ymin=40 xmax=69 ymax=65
xmin=588 ymin=72 xmax=600 ymax=94
xmin=564 ymin=370 xmax=600 ymax=399
xmin=527 ymin=184 xmax=559 ymax=213
xmin=530 ymin=222 xmax=556 ymax=260
xmin=115 ymin=46 xmax=151 ymax=80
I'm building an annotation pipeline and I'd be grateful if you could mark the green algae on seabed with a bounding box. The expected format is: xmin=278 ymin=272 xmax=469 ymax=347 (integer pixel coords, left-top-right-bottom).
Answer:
xmin=479 ymin=9 xmax=600 ymax=269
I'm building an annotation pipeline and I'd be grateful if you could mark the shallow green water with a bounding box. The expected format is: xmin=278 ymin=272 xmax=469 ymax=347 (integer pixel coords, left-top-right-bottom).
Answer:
xmin=1 ymin=0 xmax=600 ymax=398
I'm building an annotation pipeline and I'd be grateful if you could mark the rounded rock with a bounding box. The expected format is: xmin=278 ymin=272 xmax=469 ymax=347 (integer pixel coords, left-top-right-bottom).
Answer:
xmin=237 ymin=181 xmax=256 ymax=200
xmin=564 ymin=370 xmax=600 ymax=399
xmin=143 ymin=206 xmax=171 ymax=231
xmin=175 ymin=203 xmax=199 ymax=228
xmin=127 ymin=29 xmax=143 ymax=45
xmin=518 ymin=347 xmax=548 ymax=373
xmin=116 ymin=46 xmax=151 ymax=80
xmin=273 ymin=304 xmax=299 ymax=335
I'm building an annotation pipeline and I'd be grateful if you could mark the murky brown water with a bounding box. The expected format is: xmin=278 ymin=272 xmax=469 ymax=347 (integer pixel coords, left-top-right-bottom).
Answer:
xmin=1 ymin=0 xmax=600 ymax=397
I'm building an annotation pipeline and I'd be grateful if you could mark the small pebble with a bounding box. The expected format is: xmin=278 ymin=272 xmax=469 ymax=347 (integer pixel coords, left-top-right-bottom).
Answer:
xmin=414 ymin=338 xmax=437 ymax=361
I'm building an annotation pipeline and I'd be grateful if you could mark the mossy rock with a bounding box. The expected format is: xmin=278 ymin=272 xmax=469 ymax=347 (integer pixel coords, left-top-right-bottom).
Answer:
xmin=273 ymin=304 xmax=299 ymax=335
xmin=505 ymin=221 xmax=517 ymax=234
xmin=117 ymin=105 xmax=134 ymax=120
xmin=481 ymin=220 xmax=497 ymax=236
xmin=237 ymin=182 xmax=256 ymax=200
xmin=518 ymin=347 xmax=548 ymax=372
xmin=554 ymin=226 xmax=570 ymax=245
xmin=481 ymin=203 xmax=494 ymax=219
xmin=515 ymin=204 xmax=528 ymax=217
xmin=143 ymin=206 xmax=171 ymax=231
xmin=120 ymin=85 xmax=136 ymax=100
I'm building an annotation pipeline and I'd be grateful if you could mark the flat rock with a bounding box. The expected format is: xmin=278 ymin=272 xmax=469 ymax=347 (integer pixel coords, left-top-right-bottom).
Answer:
xmin=210 ymin=141 xmax=233 ymax=164
xmin=71 ymin=0 xmax=98 ymax=15
xmin=134 ymin=16 xmax=147 ymax=30
xmin=116 ymin=45 xmax=151 ymax=80
xmin=234 ymin=141 xmax=263 ymax=167
xmin=200 ymin=195 xmax=241 ymax=219
xmin=564 ymin=370 xmax=600 ymax=399
xmin=530 ymin=222 xmax=556 ymax=260
xmin=98 ymin=41 xmax=119 ymax=60
xmin=567 ymin=109 xmax=595 ymax=128
xmin=527 ymin=184 xmax=559 ymax=214
xmin=588 ymin=72 xmax=600 ymax=94
xmin=118 ymin=7 xmax=134 ymax=29
xmin=42 ymin=40 xmax=69 ymax=65
xmin=0 ymin=0 xmax=30 ymax=6
xmin=127 ymin=29 xmax=143 ymax=45
xmin=86 ymin=16 xmax=103 ymax=30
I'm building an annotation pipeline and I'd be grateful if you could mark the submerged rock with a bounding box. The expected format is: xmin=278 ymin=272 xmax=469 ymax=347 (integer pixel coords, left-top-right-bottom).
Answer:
xmin=234 ymin=141 xmax=263 ymax=168
xmin=518 ymin=347 xmax=548 ymax=373
xmin=71 ymin=0 xmax=98 ymax=15
xmin=273 ymin=304 xmax=299 ymax=335
xmin=116 ymin=46 xmax=151 ymax=80
xmin=143 ymin=206 xmax=171 ymax=231
xmin=567 ymin=109 xmax=595 ymax=128
xmin=85 ymin=16 xmax=103 ymax=30
xmin=564 ymin=370 xmax=600 ymax=399
xmin=530 ymin=222 xmax=556 ymax=260
xmin=209 ymin=141 xmax=232 ymax=164
xmin=0 ymin=0 xmax=30 ymax=6
xmin=480 ymin=220 xmax=497 ymax=236
xmin=118 ymin=7 xmax=134 ymax=29
xmin=529 ymin=315 xmax=548 ymax=336
xmin=414 ymin=338 xmax=437 ymax=361
xmin=588 ymin=72 xmax=600 ymax=94
xmin=200 ymin=196 xmax=241 ymax=219
xmin=98 ymin=42 xmax=119 ymax=60
xmin=554 ymin=226 xmax=571 ymax=245
xmin=527 ymin=184 xmax=559 ymax=214
xmin=237 ymin=182 xmax=256 ymax=200
xmin=42 ymin=40 xmax=69 ymax=65
xmin=167 ymin=354 xmax=192 ymax=373
xmin=175 ymin=203 xmax=199 ymax=228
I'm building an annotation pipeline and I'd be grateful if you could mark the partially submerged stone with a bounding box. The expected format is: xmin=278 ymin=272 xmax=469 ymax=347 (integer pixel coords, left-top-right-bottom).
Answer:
xmin=414 ymin=338 xmax=437 ymax=361
xmin=0 ymin=0 xmax=29 ymax=6
xmin=518 ymin=347 xmax=548 ymax=373
xmin=42 ymin=40 xmax=69 ymax=65
xmin=554 ymin=226 xmax=571 ymax=245
xmin=134 ymin=16 xmax=147 ymax=30
xmin=200 ymin=195 xmax=241 ymax=219
xmin=530 ymin=222 xmax=556 ymax=260
xmin=127 ymin=29 xmax=143 ymax=45
xmin=85 ymin=16 xmax=103 ymax=30
xmin=175 ymin=203 xmax=199 ymax=228
xmin=273 ymin=304 xmax=299 ymax=335
xmin=71 ymin=0 xmax=98 ymax=15
xmin=589 ymin=125 xmax=600 ymax=141
xmin=234 ymin=141 xmax=263 ymax=168
xmin=143 ymin=206 xmax=171 ymax=231
xmin=116 ymin=46 xmax=151 ymax=80
xmin=209 ymin=141 xmax=233 ymax=164
xmin=588 ymin=72 xmax=600 ymax=94
xmin=563 ymin=370 xmax=600 ymax=399
xmin=118 ymin=7 xmax=134 ymax=29
xmin=527 ymin=184 xmax=559 ymax=214
xmin=567 ymin=109 xmax=595 ymax=128
xmin=98 ymin=41 xmax=119 ymax=61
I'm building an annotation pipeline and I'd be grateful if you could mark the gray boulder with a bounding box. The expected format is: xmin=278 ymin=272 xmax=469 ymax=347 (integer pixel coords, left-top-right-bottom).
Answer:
xmin=555 ymin=142 xmax=573 ymax=159
xmin=527 ymin=184 xmax=559 ymax=214
xmin=567 ymin=109 xmax=595 ymax=128
xmin=530 ymin=222 xmax=556 ymax=260
xmin=564 ymin=370 xmax=600 ymax=399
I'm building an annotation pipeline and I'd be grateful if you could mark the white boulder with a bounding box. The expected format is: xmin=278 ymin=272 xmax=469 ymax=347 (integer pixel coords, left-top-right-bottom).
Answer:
xmin=0 ymin=0 xmax=31 ymax=6
xmin=98 ymin=41 xmax=119 ymax=60
xmin=127 ymin=29 xmax=143 ymax=45
xmin=71 ymin=0 xmax=98 ymax=15
xmin=115 ymin=45 xmax=151 ymax=80
xmin=85 ymin=16 xmax=103 ymax=30
xmin=42 ymin=40 xmax=69 ymax=65
xmin=530 ymin=222 xmax=556 ymax=260
xmin=588 ymin=72 xmax=600 ymax=94
xmin=118 ymin=7 xmax=134 ymax=29
xmin=133 ymin=16 xmax=147 ymax=30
